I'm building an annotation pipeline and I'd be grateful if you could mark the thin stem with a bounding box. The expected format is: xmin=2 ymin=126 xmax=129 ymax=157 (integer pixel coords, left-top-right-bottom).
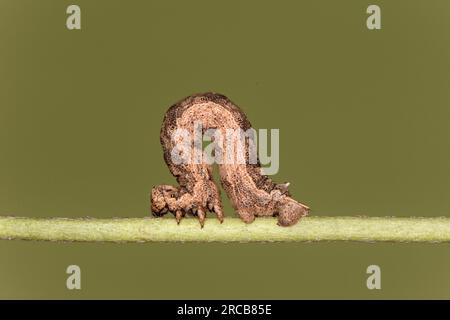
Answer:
xmin=0 ymin=216 xmax=449 ymax=243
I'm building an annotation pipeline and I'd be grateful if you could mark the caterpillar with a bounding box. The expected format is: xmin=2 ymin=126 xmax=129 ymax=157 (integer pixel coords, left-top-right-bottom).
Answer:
xmin=151 ymin=93 xmax=309 ymax=227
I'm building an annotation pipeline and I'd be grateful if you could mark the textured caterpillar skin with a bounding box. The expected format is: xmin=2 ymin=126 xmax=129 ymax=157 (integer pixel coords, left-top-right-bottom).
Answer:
xmin=151 ymin=93 xmax=309 ymax=227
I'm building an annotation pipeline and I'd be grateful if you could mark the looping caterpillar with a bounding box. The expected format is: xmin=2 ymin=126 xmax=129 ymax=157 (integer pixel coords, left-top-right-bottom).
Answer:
xmin=151 ymin=93 xmax=309 ymax=227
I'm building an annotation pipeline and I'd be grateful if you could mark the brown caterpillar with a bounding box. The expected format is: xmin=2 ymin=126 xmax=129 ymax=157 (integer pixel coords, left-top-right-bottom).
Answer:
xmin=151 ymin=93 xmax=309 ymax=227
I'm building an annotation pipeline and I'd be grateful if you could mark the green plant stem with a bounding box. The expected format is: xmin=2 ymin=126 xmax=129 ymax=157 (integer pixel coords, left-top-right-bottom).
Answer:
xmin=0 ymin=216 xmax=449 ymax=243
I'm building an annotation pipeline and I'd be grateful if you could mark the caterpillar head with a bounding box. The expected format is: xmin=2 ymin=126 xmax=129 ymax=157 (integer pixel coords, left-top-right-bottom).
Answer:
xmin=151 ymin=185 xmax=179 ymax=216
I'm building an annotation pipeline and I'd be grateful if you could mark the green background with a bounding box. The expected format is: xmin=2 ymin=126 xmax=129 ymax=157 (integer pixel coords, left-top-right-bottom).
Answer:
xmin=0 ymin=0 xmax=449 ymax=299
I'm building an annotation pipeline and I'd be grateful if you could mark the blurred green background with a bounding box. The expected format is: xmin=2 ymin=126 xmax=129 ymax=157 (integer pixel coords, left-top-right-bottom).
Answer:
xmin=0 ymin=0 xmax=449 ymax=299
